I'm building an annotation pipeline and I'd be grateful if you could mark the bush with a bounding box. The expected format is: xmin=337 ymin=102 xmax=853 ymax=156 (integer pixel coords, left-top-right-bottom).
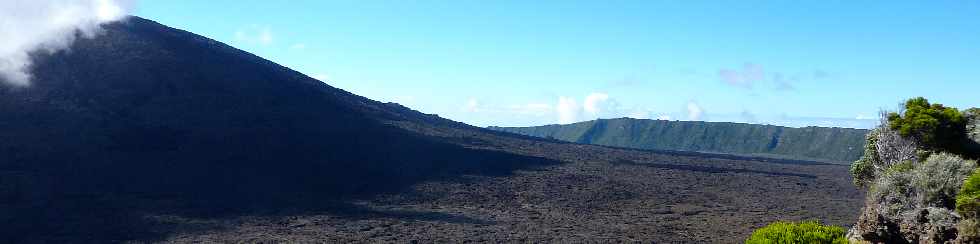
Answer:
xmin=851 ymin=129 xmax=881 ymax=187
xmin=887 ymin=97 xmax=967 ymax=153
xmin=877 ymin=118 xmax=923 ymax=165
xmin=912 ymin=153 xmax=977 ymax=208
xmin=870 ymin=168 xmax=915 ymax=218
xmin=851 ymin=123 xmax=920 ymax=187
xmin=884 ymin=160 xmax=915 ymax=175
xmin=866 ymin=153 xmax=976 ymax=220
xmin=958 ymin=168 xmax=980 ymax=218
xmin=745 ymin=221 xmax=847 ymax=244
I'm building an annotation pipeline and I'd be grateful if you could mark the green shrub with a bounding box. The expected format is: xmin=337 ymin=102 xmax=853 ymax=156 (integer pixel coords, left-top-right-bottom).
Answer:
xmin=870 ymin=168 xmax=915 ymax=218
xmin=884 ymin=160 xmax=915 ymax=175
xmin=851 ymin=130 xmax=881 ymax=187
xmin=912 ymin=153 xmax=977 ymax=209
xmin=745 ymin=221 xmax=847 ymax=244
xmin=887 ymin=97 xmax=967 ymax=154
xmin=851 ymin=158 xmax=875 ymax=187
xmin=957 ymin=168 xmax=980 ymax=218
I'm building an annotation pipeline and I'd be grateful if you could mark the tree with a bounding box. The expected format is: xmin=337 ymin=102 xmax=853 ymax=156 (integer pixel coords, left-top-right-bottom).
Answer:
xmin=887 ymin=97 xmax=967 ymax=155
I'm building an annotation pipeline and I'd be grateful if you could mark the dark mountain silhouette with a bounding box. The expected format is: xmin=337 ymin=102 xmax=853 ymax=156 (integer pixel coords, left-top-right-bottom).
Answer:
xmin=0 ymin=16 xmax=560 ymax=242
xmin=490 ymin=118 xmax=868 ymax=163
xmin=0 ymin=17 xmax=863 ymax=243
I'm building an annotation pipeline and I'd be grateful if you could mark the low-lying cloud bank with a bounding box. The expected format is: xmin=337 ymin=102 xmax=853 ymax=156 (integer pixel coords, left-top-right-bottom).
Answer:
xmin=0 ymin=0 xmax=135 ymax=86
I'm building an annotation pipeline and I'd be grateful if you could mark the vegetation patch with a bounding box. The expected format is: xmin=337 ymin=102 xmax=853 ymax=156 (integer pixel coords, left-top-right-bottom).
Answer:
xmin=849 ymin=97 xmax=980 ymax=243
xmin=883 ymin=160 xmax=914 ymax=175
xmin=958 ymin=168 xmax=980 ymax=218
xmin=850 ymin=129 xmax=880 ymax=187
xmin=887 ymin=97 xmax=969 ymax=155
xmin=745 ymin=221 xmax=847 ymax=244
xmin=912 ymin=153 xmax=977 ymax=208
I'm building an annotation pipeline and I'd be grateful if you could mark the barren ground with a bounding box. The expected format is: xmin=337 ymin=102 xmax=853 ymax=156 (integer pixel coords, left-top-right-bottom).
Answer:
xmin=160 ymin=126 xmax=865 ymax=243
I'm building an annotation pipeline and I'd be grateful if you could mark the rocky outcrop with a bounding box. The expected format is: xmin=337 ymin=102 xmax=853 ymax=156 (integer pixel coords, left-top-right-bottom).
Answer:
xmin=848 ymin=207 xmax=906 ymax=243
xmin=851 ymin=182 xmax=977 ymax=244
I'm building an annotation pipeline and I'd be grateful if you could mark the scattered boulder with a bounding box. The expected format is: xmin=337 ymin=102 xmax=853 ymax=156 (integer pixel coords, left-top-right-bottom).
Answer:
xmin=850 ymin=205 xmax=905 ymax=243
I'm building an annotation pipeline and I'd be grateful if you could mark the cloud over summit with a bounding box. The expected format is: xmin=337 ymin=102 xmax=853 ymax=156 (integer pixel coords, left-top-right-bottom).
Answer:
xmin=0 ymin=0 xmax=134 ymax=86
xmin=687 ymin=101 xmax=704 ymax=121
xmin=557 ymin=97 xmax=580 ymax=124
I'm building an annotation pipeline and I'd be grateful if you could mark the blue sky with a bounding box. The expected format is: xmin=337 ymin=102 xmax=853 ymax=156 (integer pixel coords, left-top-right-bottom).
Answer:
xmin=136 ymin=1 xmax=980 ymax=129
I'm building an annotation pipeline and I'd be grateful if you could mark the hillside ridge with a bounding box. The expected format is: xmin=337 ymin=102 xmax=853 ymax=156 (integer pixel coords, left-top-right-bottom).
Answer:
xmin=490 ymin=118 xmax=869 ymax=163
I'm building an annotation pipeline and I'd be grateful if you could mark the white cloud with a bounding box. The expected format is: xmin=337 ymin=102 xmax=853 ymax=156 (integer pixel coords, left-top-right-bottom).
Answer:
xmin=461 ymin=99 xmax=554 ymax=117
xmin=657 ymin=114 xmax=672 ymax=120
xmin=235 ymin=26 xmax=274 ymax=46
xmin=95 ymin=0 xmax=126 ymax=21
xmin=687 ymin=101 xmax=704 ymax=121
xmin=462 ymin=92 xmax=660 ymax=125
xmin=464 ymin=98 xmax=481 ymax=112
xmin=0 ymin=0 xmax=134 ymax=86
xmin=258 ymin=29 xmax=273 ymax=45
xmin=718 ymin=63 xmax=764 ymax=89
xmin=557 ymin=97 xmax=580 ymax=124
xmin=583 ymin=92 xmax=610 ymax=115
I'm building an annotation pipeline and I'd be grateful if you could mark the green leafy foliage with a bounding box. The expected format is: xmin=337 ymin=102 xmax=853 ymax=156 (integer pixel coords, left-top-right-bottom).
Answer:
xmin=851 ymin=129 xmax=881 ymax=187
xmin=958 ymin=168 xmax=980 ymax=218
xmin=887 ymin=97 xmax=967 ymax=154
xmin=850 ymin=157 xmax=875 ymax=187
xmin=745 ymin=221 xmax=847 ymax=244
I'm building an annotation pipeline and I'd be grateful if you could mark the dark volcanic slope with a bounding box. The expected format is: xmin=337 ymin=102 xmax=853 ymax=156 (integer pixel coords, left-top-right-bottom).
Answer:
xmin=490 ymin=118 xmax=868 ymax=163
xmin=0 ymin=17 xmax=862 ymax=243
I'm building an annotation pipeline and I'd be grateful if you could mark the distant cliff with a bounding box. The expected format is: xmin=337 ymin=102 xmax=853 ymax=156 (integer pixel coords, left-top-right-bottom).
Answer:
xmin=489 ymin=118 xmax=869 ymax=163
